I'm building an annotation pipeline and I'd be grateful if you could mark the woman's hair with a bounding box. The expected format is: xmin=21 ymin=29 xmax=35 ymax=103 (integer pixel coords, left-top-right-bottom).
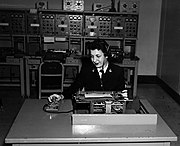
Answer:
xmin=86 ymin=39 xmax=109 ymax=56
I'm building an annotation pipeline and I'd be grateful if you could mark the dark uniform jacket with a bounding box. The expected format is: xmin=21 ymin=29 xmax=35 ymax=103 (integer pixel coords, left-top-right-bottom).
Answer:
xmin=63 ymin=60 xmax=125 ymax=98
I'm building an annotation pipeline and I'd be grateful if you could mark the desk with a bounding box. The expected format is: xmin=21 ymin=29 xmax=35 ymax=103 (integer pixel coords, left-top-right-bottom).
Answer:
xmin=5 ymin=99 xmax=177 ymax=146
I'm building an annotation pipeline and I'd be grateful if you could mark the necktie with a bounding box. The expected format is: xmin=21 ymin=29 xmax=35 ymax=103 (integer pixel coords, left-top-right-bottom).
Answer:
xmin=100 ymin=69 xmax=104 ymax=90
xmin=100 ymin=69 xmax=104 ymax=79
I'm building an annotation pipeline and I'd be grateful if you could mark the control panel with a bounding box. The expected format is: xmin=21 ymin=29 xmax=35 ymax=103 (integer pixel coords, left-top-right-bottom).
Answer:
xmin=0 ymin=2 xmax=139 ymax=99
xmin=63 ymin=0 xmax=84 ymax=11
xmin=98 ymin=16 xmax=111 ymax=37
xmin=0 ymin=9 xmax=139 ymax=58
xmin=111 ymin=15 xmax=125 ymax=38
xmin=125 ymin=15 xmax=138 ymax=38
xmin=40 ymin=13 xmax=55 ymax=36
xmin=55 ymin=14 xmax=69 ymax=36
xmin=118 ymin=0 xmax=140 ymax=14
xmin=85 ymin=15 xmax=99 ymax=37
xmin=69 ymin=15 xmax=83 ymax=36
xmin=0 ymin=12 xmax=11 ymax=34
xmin=27 ymin=13 xmax=40 ymax=35
xmin=10 ymin=12 xmax=26 ymax=35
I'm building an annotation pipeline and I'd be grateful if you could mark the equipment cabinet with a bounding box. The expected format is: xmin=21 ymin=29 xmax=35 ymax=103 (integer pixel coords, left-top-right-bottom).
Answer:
xmin=0 ymin=7 xmax=139 ymax=98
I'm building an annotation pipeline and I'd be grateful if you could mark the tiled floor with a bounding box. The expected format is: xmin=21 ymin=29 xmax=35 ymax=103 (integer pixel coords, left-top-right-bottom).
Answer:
xmin=0 ymin=84 xmax=180 ymax=146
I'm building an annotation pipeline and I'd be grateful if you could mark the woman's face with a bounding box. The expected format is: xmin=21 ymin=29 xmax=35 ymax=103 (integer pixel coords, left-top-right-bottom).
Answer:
xmin=90 ymin=49 xmax=108 ymax=68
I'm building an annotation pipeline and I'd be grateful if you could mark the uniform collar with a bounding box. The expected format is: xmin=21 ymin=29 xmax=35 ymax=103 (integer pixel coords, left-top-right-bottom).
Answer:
xmin=92 ymin=62 xmax=113 ymax=74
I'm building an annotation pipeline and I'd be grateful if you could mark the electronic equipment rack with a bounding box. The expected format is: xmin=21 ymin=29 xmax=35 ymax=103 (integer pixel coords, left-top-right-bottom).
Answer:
xmin=0 ymin=8 xmax=139 ymax=98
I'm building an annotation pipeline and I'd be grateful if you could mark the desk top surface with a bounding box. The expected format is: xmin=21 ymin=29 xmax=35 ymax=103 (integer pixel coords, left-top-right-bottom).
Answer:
xmin=5 ymin=99 xmax=177 ymax=144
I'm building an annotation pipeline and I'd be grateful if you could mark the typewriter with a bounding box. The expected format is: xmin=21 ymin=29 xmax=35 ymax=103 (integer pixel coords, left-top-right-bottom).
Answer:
xmin=73 ymin=90 xmax=133 ymax=114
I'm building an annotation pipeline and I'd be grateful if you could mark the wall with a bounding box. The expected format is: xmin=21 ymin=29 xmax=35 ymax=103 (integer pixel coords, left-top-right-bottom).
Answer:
xmin=0 ymin=0 xmax=162 ymax=76
xmin=157 ymin=0 xmax=180 ymax=94
xmin=136 ymin=0 xmax=162 ymax=75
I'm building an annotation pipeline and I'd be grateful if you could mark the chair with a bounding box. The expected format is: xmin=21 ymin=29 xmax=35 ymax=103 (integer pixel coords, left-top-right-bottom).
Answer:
xmin=38 ymin=61 xmax=64 ymax=99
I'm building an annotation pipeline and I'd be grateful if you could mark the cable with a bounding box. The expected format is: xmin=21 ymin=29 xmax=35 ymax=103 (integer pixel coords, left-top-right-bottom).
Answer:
xmin=95 ymin=5 xmax=111 ymax=11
